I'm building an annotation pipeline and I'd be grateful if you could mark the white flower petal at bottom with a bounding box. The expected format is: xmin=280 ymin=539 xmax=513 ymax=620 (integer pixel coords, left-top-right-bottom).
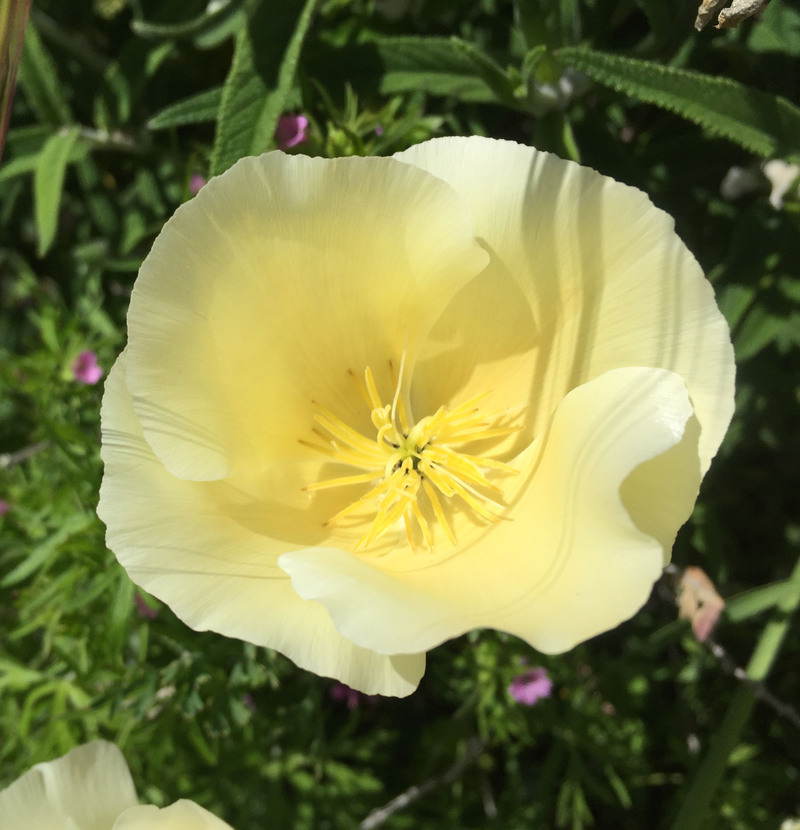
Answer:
xmin=113 ymin=800 xmax=235 ymax=830
xmin=0 ymin=742 xmax=137 ymax=830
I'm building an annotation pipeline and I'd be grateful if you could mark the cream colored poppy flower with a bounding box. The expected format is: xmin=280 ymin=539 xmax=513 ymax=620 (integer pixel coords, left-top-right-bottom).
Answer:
xmin=99 ymin=137 xmax=735 ymax=697
xmin=0 ymin=741 xmax=234 ymax=830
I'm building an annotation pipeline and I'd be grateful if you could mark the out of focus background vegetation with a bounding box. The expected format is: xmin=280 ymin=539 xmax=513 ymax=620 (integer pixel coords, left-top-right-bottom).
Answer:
xmin=2 ymin=0 xmax=800 ymax=827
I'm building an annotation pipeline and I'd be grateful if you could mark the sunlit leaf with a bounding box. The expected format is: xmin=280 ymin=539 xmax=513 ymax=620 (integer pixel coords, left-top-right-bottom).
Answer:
xmin=211 ymin=0 xmax=318 ymax=176
xmin=557 ymin=46 xmax=800 ymax=157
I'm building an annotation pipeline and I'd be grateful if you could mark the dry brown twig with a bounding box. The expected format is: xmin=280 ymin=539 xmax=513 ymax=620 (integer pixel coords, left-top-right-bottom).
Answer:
xmin=695 ymin=0 xmax=771 ymax=30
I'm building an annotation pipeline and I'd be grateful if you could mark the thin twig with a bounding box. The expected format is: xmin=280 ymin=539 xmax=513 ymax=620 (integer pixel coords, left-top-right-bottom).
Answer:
xmin=704 ymin=636 xmax=800 ymax=730
xmin=358 ymin=737 xmax=484 ymax=829
xmin=0 ymin=440 xmax=49 ymax=468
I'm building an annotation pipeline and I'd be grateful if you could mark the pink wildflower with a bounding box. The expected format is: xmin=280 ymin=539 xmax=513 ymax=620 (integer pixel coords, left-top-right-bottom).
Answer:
xmin=508 ymin=668 xmax=553 ymax=706
xmin=275 ymin=114 xmax=309 ymax=150
xmin=189 ymin=174 xmax=206 ymax=196
xmin=72 ymin=350 xmax=104 ymax=385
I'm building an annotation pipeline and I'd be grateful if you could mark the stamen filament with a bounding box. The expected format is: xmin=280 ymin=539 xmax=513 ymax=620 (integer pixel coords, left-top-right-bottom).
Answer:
xmin=304 ymin=358 xmax=520 ymax=551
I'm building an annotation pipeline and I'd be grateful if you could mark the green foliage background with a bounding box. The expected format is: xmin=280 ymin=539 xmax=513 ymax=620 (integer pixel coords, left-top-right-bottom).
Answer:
xmin=2 ymin=0 xmax=800 ymax=827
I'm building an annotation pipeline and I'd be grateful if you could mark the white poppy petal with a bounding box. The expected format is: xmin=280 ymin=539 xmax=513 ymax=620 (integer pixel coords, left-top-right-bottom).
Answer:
xmin=396 ymin=136 xmax=734 ymax=472
xmin=101 ymin=139 xmax=735 ymax=690
xmin=280 ymin=368 xmax=698 ymax=655
xmin=113 ymin=800 xmax=234 ymax=830
xmin=99 ymin=353 xmax=423 ymax=696
xmin=125 ymin=152 xmax=487 ymax=482
xmin=0 ymin=741 xmax=137 ymax=830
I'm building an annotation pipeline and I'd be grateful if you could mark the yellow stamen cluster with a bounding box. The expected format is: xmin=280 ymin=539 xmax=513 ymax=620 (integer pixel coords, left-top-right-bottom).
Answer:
xmin=301 ymin=359 xmax=519 ymax=552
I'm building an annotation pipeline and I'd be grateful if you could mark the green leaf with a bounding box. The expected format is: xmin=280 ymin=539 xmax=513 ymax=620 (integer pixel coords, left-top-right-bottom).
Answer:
xmin=448 ymin=37 xmax=521 ymax=109
xmin=373 ymin=37 xmax=500 ymax=102
xmin=1 ymin=509 xmax=93 ymax=587
xmin=0 ymin=129 xmax=86 ymax=183
xmin=0 ymin=659 xmax=43 ymax=692
xmin=210 ymin=0 xmax=318 ymax=176
xmin=556 ymin=46 xmax=800 ymax=157
xmin=131 ymin=0 xmax=247 ymax=43
xmin=748 ymin=0 xmax=800 ymax=57
xmin=632 ymin=0 xmax=677 ymax=48
xmin=734 ymin=304 xmax=790 ymax=361
xmin=148 ymin=86 xmax=222 ymax=130
xmin=726 ymin=580 xmax=795 ymax=621
xmin=33 ymin=126 xmax=80 ymax=257
xmin=303 ymin=37 xmax=502 ymax=105
xmin=105 ymin=568 xmax=135 ymax=656
xmin=17 ymin=19 xmax=71 ymax=127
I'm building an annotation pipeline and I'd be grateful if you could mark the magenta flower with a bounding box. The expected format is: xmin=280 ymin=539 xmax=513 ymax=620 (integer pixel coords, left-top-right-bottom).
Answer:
xmin=189 ymin=174 xmax=206 ymax=196
xmin=508 ymin=668 xmax=553 ymax=706
xmin=275 ymin=114 xmax=309 ymax=150
xmin=72 ymin=350 xmax=104 ymax=385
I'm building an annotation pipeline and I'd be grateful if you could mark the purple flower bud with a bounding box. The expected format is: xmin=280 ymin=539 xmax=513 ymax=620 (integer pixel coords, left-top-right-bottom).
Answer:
xmin=72 ymin=351 xmax=103 ymax=385
xmin=275 ymin=114 xmax=309 ymax=150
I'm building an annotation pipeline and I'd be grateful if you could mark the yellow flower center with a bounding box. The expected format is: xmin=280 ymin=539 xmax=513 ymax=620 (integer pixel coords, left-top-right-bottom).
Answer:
xmin=301 ymin=357 xmax=519 ymax=552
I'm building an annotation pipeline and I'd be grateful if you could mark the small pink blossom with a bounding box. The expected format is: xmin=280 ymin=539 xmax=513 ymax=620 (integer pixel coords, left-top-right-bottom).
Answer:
xmin=508 ymin=668 xmax=553 ymax=706
xmin=0 ymin=499 xmax=10 ymax=517
xmin=189 ymin=174 xmax=206 ymax=195
xmin=72 ymin=350 xmax=104 ymax=385
xmin=275 ymin=114 xmax=309 ymax=150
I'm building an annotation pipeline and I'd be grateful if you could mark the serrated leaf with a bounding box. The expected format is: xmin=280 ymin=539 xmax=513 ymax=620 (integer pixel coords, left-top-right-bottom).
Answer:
xmin=210 ymin=0 xmax=318 ymax=176
xmin=556 ymin=46 xmax=800 ymax=157
xmin=148 ymin=86 xmax=222 ymax=130
xmin=726 ymin=580 xmax=795 ymax=621
xmin=17 ymin=18 xmax=71 ymax=127
xmin=373 ymin=37 xmax=500 ymax=102
xmin=33 ymin=126 xmax=80 ymax=257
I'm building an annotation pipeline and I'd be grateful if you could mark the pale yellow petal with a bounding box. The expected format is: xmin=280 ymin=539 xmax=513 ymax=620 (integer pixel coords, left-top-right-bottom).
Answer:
xmin=99 ymin=353 xmax=424 ymax=696
xmin=0 ymin=741 xmax=137 ymax=830
xmin=113 ymin=800 xmax=234 ymax=830
xmin=280 ymin=367 xmax=699 ymax=655
xmin=396 ymin=136 xmax=734 ymax=472
xmin=125 ymin=152 xmax=488 ymax=482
